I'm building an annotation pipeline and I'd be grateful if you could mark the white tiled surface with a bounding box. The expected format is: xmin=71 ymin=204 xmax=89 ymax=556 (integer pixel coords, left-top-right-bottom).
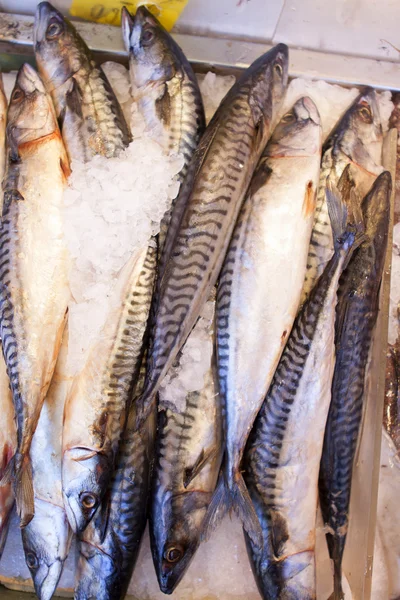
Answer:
xmin=273 ymin=0 xmax=400 ymax=61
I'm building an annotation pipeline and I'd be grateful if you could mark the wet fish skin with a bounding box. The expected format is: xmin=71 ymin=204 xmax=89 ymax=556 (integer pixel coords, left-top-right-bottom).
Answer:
xmin=243 ymin=183 xmax=360 ymax=600
xmin=75 ymin=359 xmax=153 ymax=600
xmin=0 ymin=74 xmax=7 ymax=186
xmin=150 ymin=299 xmax=222 ymax=594
xmin=139 ymin=43 xmax=289 ymax=418
xmin=384 ymin=338 xmax=400 ymax=452
xmin=62 ymin=245 xmax=156 ymax=534
xmin=34 ymin=2 xmax=131 ymax=162
xmin=21 ymin=331 xmax=72 ymax=600
xmin=301 ymin=88 xmax=383 ymax=303
xmin=0 ymin=346 xmax=16 ymax=558
xmin=319 ymin=170 xmax=391 ymax=600
xmin=0 ymin=63 xmax=70 ymax=527
xmin=213 ymin=97 xmax=322 ymax=540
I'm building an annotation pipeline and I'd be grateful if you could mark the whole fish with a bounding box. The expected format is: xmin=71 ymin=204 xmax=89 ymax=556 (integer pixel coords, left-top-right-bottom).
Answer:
xmin=0 ymin=74 xmax=7 ymax=185
xmin=0 ymin=348 xmax=15 ymax=558
xmin=300 ymin=88 xmax=383 ymax=303
xmin=319 ymin=170 xmax=391 ymax=600
xmin=0 ymin=63 xmax=70 ymax=526
xmin=151 ymin=297 xmax=222 ymax=594
xmin=138 ymin=44 xmax=289 ymax=422
xmin=75 ymin=360 xmax=153 ymax=600
xmin=34 ymin=2 xmax=131 ymax=162
xmin=62 ymin=245 xmax=156 ymax=534
xmin=243 ymin=185 xmax=361 ymax=600
xmin=122 ymin=5 xmax=205 ymax=255
xmin=21 ymin=330 xmax=72 ymax=600
xmin=211 ymin=97 xmax=322 ymax=540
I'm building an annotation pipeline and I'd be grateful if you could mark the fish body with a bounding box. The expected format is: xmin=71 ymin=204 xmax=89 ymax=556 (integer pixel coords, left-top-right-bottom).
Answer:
xmin=75 ymin=361 xmax=153 ymax=600
xmin=62 ymin=245 xmax=156 ymax=534
xmin=0 ymin=64 xmax=70 ymax=526
xmin=301 ymin=88 xmax=383 ymax=303
xmin=214 ymin=97 xmax=322 ymax=531
xmin=0 ymin=74 xmax=7 ymax=186
xmin=34 ymin=2 xmax=131 ymax=162
xmin=0 ymin=348 xmax=15 ymax=558
xmin=319 ymin=170 xmax=391 ymax=600
xmin=243 ymin=187 xmax=360 ymax=600
xmin=384 ymin=337 xmax=400 ymax=453
xmin=21 ymin=331 xmax=72 ymax=600
xmin=140 ymin=44 xmax=289 ymax=415
xmin=151 ymin=298 xmax=222 ymax=594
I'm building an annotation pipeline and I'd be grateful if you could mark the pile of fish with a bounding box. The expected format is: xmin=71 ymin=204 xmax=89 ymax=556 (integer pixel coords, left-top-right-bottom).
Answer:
xmin=0 ymin=2 xmax=392 ymax=600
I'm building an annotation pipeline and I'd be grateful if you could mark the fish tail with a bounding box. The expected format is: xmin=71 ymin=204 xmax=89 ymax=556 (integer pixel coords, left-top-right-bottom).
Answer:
xmin=200 ymin=476 xmax=230 ymax=542
xmin=333 ymin=557 xmax=344 ymax=600
xmin=0 ymin=454 xmax=15 ymax=487
xmin=15 ymin=454 xmax=34 ymax=528
xmin=232 ymin=473 xmax=263 ymax=549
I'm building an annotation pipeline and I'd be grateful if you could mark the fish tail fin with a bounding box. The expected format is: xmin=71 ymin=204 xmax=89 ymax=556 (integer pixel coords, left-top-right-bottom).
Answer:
xmin=232 ymin=473 xmax=263 ymax=549
xmin=201 ymin=475 xmax=230 ymax=542
xmin=333 ymin=557 xmax=344 ymax=600
xmin=0 ymin=454 xmax=15 ymax=487
xmin=15 ymin=455 xmax=34 ymax=528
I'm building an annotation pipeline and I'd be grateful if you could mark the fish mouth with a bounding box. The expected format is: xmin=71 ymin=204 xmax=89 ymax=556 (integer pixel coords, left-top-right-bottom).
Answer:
xmin=32 ymin=559 xmax=63 ymax=600
xmin=300 ymin=96 xmax=320 ymax=126
xmin=134 ymin=5 xmax=155 ymax=25
xmin=17 ymin=63 xmax=46 ymax=95
xmin=34 ymin=2 xmax=59 ymax=48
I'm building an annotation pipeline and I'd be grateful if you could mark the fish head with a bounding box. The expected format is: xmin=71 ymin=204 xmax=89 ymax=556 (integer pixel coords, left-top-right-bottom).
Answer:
xmin=7 ymin=63 xmax=57 ymax=153
xmin=151 ymin=489 xmax=211 ymax=593
xmin=333 ymin=88 xmax=383 ymax=174
xmin=34 ymin=2 xmax=87 ymax=92
xmin=246 ymin=44 xmax=289 ymax=135
xmin=75 ymin=527 xmax=120 ymax=600
xmin=62 ymin=447 xmax=111 ymax=534
xmin=266 ymin=96 xmax=322 ymax=157
xmin=123 ymin=5 xmax=178 ymax=92
xmin=21 ymin=499 xmax=72 ymax=600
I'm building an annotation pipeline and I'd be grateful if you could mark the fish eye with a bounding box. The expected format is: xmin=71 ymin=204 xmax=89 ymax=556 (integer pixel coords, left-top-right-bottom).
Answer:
xmin=274 ymin=62 xmax=283 ymax=77
xmin=11 ymin=88 xmax=23 ymax=103
xmin=164 ymin=546 xmax=183 ymax=563
xmin=79 ymin=492 xmax=98 ymax=510
xmin=282 ymin=112 xmax=295 ymax=123
xmin=26 ymin=551 xmax=39 ymax=570
xmin=46 ymin=19 xmax=63 ymax=40
xmin=141 ymin=27 xmax=154 ymax=45
xmin=358 ymin=105 xmax=372 ymax=122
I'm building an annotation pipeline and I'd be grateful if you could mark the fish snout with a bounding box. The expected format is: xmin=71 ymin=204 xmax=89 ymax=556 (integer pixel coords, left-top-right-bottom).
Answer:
xmin=34 ymin=2 xmax=54 ymax=47
xmin=32 ymin=558 xmax=63 ymax=600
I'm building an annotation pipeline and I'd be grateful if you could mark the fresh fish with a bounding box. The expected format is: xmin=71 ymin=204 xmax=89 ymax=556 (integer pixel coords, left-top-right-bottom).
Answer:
xmin=151 ymin=297 xmax=222 ymax=594
xmin=242 ymin=185 xmax=361 ymax=600
xmin=211 ymin=97 xmax=322 ymax=541
xmin=300 ymin=88 xmax=383 ymax=303
xmin=138 ymin=44 xmax=289 ymax=421
xmin=0 ymin=64 xmax=70 ymax=526
xmin=0 ymin=74 xmax=7 ymax=186
xmin=384 ymin=332 xmax=400 ymax=453
xmin=34 ymin=2 xmax=131 ymax=163
xmin=122 ymin=5 xmax=205 ymax=253
xmin=62 ymin=245 xmax=156 ymax=534
xmin=75 ymin=360 xmax=153 ymax=600
xmin=319 ymin=170 xmax=391 ymax=600
xmin=0 ymin=348 xmax=15 ymax=558
xmin=21 ymin=330 xmax=72 ymax=600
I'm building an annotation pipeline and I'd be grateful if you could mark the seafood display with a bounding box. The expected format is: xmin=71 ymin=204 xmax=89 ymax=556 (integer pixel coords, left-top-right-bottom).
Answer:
xmin=0 ymin=3 xmax=395 ymax=600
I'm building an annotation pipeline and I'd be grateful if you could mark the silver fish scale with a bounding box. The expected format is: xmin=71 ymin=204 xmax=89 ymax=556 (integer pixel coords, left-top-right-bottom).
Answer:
xmin=149 ymin=88 xmax=258 ymax=392
xmin=158 ymin=76 xmax=205 ymax=256
xmin=96 ymin=245 xmax=156 ymax=457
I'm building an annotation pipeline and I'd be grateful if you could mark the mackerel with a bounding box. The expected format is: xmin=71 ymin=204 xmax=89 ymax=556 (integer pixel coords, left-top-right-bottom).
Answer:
xmin=0 ymin=347 xmax=15 ymax=558
xmin=0 ymin=64 xmax=70 ymax=526
xmin=319 ymin=170 xmax=391 ymax=600
xmin=138 ymin=44 xmax=289 ymax=420
xmin=122 ymin=5 xmax=205 ymax=255
xmin=300 ymin=88 xmax=383 ymax=303
xmin=212 ymin=97 xmax=322 ymax=540
xmin=0 ymin=74 xmax=7 ymax=186
xmin=151 ymin=297 xmax=222 ymax=593
xmin=62 ymin=245 xmax=156 ymax=534
xmin=22 ymin=330 xmax=72 ymax=600
xmin=34 ymin=2 xmax=131 ymax=162
xmin=243 ymin=186 xmax=361 ymax=600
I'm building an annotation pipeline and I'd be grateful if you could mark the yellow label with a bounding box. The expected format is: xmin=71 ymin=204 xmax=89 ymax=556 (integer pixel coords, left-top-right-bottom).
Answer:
xmin=70 ymin=0 xmax=189 ymax=30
